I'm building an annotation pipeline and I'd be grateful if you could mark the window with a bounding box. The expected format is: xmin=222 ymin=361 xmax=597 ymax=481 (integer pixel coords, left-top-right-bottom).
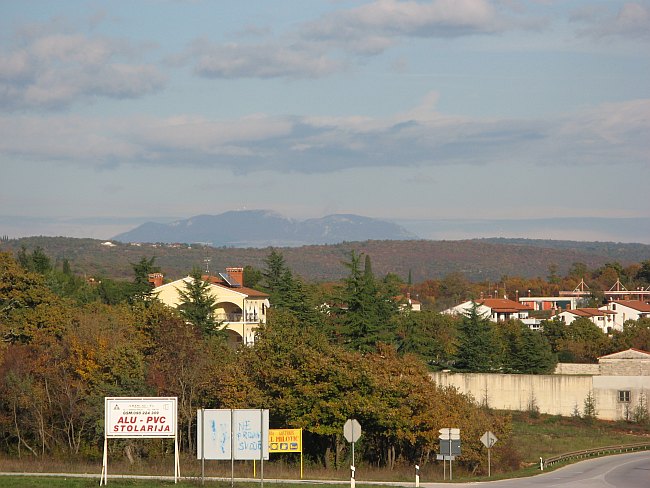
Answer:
xmin=618 ymin=390 xmax=631 ymax=403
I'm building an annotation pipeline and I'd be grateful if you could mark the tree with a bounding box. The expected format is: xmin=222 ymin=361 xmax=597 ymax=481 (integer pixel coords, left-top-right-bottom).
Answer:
xmin=334 ymin=251 xmax=398 ymax=352
xmin=260 ymin=249 xmax=321 ymax=324
xmin=611 ymin=318 xmax=650 ymax=352
xmin=637 ymin=260 xmax=650 ymax=285
xmin=16 ymin=246 xmax=52 ymax=274
xmin=396 ymin=311 xmax=458 ymax=369
xmin=499 ymin=321 xmax=556 ymax=374
xmin=177 ymin=268 xmax=219 ymax=337
xmin=455 ymin=303 xmax=500 ymax=372
xmin=556 ymin=318 xmax=610 ymax=363
xmin=130 ymin=256 xmax=160 ymax=303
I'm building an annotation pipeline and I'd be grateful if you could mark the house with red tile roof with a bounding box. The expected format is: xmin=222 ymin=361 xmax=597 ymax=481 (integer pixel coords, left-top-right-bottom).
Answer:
xmin=557 ymin=307 xmax=617 ymax=333
xmin=443 ymin=298 xmax=540 ymax=328
xmin=152 ymin=266 xmax=269 ymax=346
xmin=599 ymin=300 xmax=650 ymax=330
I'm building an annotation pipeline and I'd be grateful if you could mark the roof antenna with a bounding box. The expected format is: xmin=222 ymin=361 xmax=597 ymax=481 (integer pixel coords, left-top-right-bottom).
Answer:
xmin=203 ymin=257 xmax=211 ymax=275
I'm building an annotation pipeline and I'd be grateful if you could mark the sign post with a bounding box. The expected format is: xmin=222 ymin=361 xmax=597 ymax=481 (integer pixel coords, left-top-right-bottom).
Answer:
xmin=103 ymin=397 xmax=178 ymax=485
xmin=480 ymin=431 xmax=498 ymax=477
xmin=197 ymin=409 xmax=269 ymax=487
xmin=269 ymin=428 xmax=303 ymax=478
xmin=343 ymin=419 xmax=362 ymax=488
xmin=438 ymin=428 xmax=460 ymax=481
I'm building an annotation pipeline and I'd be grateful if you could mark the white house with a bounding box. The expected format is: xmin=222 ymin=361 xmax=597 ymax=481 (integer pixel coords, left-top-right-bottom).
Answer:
xmin=557 ymin=308 xmax=617 ymax=333
xmin=152 ymin=266 xmax=270 ymax=346
xmin=598 ymin=300 xmax=650 ymax=330
xmin=443 ymin=298 xmax=540 ymax=328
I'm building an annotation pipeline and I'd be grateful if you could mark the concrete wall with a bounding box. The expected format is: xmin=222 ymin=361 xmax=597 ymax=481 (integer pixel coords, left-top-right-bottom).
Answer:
xmin=431 ymin=371 xmax=650 ymax=421
xmin=599 ymin=358 xmax=650 ymax=376
xmin=554 ymin=363 xmax=600 ymax=375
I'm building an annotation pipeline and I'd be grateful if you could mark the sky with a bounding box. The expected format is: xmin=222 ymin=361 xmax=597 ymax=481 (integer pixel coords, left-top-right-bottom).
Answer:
xmin=1 ymin=0 xmax=649 ymax=242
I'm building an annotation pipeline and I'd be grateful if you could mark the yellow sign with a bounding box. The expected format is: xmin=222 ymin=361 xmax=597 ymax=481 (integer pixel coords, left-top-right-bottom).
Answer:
xmin=269 ymin=428 xmax=302 ymax=453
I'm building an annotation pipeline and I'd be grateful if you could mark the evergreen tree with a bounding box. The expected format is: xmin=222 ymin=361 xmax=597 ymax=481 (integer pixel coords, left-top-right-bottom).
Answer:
xmin=177 ymin=267 xmax=219 ymax=337
xmin=335 ymin=251 xmax=398 ymax=352
xmin=16 ymin=246 xmax=52 ymax=274
xmin=455 ymin=302 xmax=500 ymax=372
xmin=130 ymin=256 xmax=160 ymax=303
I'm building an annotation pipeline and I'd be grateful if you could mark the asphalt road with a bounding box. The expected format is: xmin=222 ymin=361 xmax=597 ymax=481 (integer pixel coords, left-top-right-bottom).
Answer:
xmin=415 ymin=451 xmax=650 ymax=487
xmin=1 ymin=451 xmax=649 ymax=487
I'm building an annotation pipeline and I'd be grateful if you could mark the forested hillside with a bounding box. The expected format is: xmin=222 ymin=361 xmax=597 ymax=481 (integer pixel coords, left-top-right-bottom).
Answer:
xmin=1 ymin=247 xmax=649 ymax=474
xmin=2 ymin=236 xmax=648 ymax=283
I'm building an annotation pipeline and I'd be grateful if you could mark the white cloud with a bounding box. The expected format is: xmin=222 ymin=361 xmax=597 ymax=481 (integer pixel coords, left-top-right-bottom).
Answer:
xmin=190 ymin=40 xmax=344 ymax=79
xmin=0 ymin=29 xmax=166 ymax=110
xmin=183 ymin=0 xmax=538 ymax=80
xmin=1 ymin=97 xmax=648 ymax=173
xmin=572 ymin=2 xmax=650 ymax=39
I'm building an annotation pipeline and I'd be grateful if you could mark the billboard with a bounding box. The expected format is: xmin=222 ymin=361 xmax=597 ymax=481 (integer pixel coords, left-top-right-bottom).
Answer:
xmin=105 ymin=397 xmax=177 ymax=438
xmin=269 ymin=428 xmax=302 ymax=453
xmin=197 ymin=409 xmax=269 ymax=460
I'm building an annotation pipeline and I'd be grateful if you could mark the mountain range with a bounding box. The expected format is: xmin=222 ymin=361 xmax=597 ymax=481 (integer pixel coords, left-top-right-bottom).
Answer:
xmin=112 ymin=210 xmax=417 ymax=247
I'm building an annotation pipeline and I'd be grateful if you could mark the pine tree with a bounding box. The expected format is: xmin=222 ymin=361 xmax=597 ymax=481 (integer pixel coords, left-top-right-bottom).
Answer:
xmin=455 ymin=302 xmax=500 ymax=372
xmin=336 ymin=251 xmax=397 ymax=352
xmin=177 ymin=267 xmax=219 ymax=337
xmin=130 ymin=256 xmax=160 ymax=303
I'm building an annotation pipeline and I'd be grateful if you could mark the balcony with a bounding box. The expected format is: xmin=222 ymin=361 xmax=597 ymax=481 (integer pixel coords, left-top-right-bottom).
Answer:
xmin=215 ymin=312 xmax=261 ymax=323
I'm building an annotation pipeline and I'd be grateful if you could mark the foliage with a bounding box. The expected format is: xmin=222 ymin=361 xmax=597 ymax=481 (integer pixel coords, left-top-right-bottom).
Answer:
xmin=498 ymin=321 xmax=557 ymax=374
xmin=454 ymin=303 xmax=500 ymax=372
xmin=176 ymin=267 xmax=219 ymax=336
xmin=555 ymin=318 xmax=611 ymax=363
xmin=395 ymin=311 xmax=458 ymax=369
xmin=330 ymin=251 xmax=399 ymax=352
xmin=582 ymin=391 xmax=598 ymax=423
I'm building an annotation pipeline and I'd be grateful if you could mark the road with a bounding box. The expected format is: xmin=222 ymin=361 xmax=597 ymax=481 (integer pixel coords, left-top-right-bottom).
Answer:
xmin=1 ymin=451 xmax=648 ymax=487
xmin=415 ymin=451 xmax=650 ymax=487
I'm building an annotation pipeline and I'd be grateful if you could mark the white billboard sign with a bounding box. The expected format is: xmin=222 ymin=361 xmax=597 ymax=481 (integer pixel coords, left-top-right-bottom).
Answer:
xmin=105 ymin=397 xmax=177 ymax=438
xmin=197 ymin=409 xmax=269 ymax=460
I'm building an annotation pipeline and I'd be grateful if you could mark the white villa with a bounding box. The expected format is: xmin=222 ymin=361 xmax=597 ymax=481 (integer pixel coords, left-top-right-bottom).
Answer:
xmin=443 ymin=298 xmax=541 ymax=329
xmin=151 ymin=266 xmax=269 ymax=346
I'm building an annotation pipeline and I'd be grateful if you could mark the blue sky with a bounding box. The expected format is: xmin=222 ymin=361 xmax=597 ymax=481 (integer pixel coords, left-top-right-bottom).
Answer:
xmin=1 ymin=0 xmax=649 ymax=241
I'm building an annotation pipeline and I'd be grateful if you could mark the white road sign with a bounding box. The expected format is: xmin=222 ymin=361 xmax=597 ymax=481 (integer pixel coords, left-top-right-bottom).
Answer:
xmin=480 ymin=431 xmax=498 ymax=448
xmin=197 ymin=409 xmax=269 ymax=460
xmin=105 ymin=397 xmax=176 ymax=438
xmin=439 ymin=428 xmax=460 ymax=440
xmin=344 ymin=419 xmax=362 ymax=443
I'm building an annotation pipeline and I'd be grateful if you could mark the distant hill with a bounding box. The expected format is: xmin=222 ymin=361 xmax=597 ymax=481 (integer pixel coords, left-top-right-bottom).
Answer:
xmin=3 ymin=236 xmax=649 ymax=283
xmin=112 ymin=210 xmax=417 ymax=247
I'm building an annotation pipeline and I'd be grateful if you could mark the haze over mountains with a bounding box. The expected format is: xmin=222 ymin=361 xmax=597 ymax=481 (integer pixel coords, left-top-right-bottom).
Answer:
xmin=110 ymin=210 xmax=650 ymax=247
xmin=113 ymin=210 xmax=417 ymax=247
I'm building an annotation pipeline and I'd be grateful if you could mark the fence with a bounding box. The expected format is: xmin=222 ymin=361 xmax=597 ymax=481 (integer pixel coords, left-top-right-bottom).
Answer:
xmin=543 ymin=442 xmax=650 ymax=469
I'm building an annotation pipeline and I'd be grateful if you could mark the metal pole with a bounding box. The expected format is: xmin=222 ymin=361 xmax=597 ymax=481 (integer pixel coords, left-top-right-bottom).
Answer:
xmin=351 ymin=421 xmax=355 ymax=467
xmin=260 ymin=409 xmax=264 ymax=488
xmin=415 ymin=464 xmax=420 ymax=488
xmin=201 ymin=408 xmax=205 ymax=486
xmin=231 ymin=410 xmax=234 ymax=488
xmin=449 ymin=428 xmax=454 ymax=481
xmin=488 ymin=447 xmax=491 ymax=478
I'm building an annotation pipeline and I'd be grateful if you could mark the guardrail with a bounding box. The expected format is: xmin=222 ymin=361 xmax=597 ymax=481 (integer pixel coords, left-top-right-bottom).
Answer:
xmin=543 ymin=442 xmax=650 ymax=469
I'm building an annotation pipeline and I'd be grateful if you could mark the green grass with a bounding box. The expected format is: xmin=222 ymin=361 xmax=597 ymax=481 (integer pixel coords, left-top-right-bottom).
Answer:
xmin=510 ymin=411 xmax=650 ymax=463
xmin=1 ymin=413 xmax=648 ymax=487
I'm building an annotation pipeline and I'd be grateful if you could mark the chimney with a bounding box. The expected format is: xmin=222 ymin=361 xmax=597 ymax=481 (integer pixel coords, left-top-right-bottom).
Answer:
xmin=148 ymin=273 xmax=163 ymax=288
xmin=226 ymin=267 xmax=244 ymax=287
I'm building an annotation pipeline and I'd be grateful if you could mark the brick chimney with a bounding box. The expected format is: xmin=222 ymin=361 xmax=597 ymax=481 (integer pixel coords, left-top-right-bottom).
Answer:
xmin=226 ymin=267 xmax=244 ymax=287
xmin=148 ymin=273 xmax=163 ymax=288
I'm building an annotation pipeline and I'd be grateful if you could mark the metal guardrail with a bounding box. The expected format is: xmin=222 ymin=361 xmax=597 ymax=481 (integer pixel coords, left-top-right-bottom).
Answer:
xmin=543 ymin=442 xmax=650 ymax=469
